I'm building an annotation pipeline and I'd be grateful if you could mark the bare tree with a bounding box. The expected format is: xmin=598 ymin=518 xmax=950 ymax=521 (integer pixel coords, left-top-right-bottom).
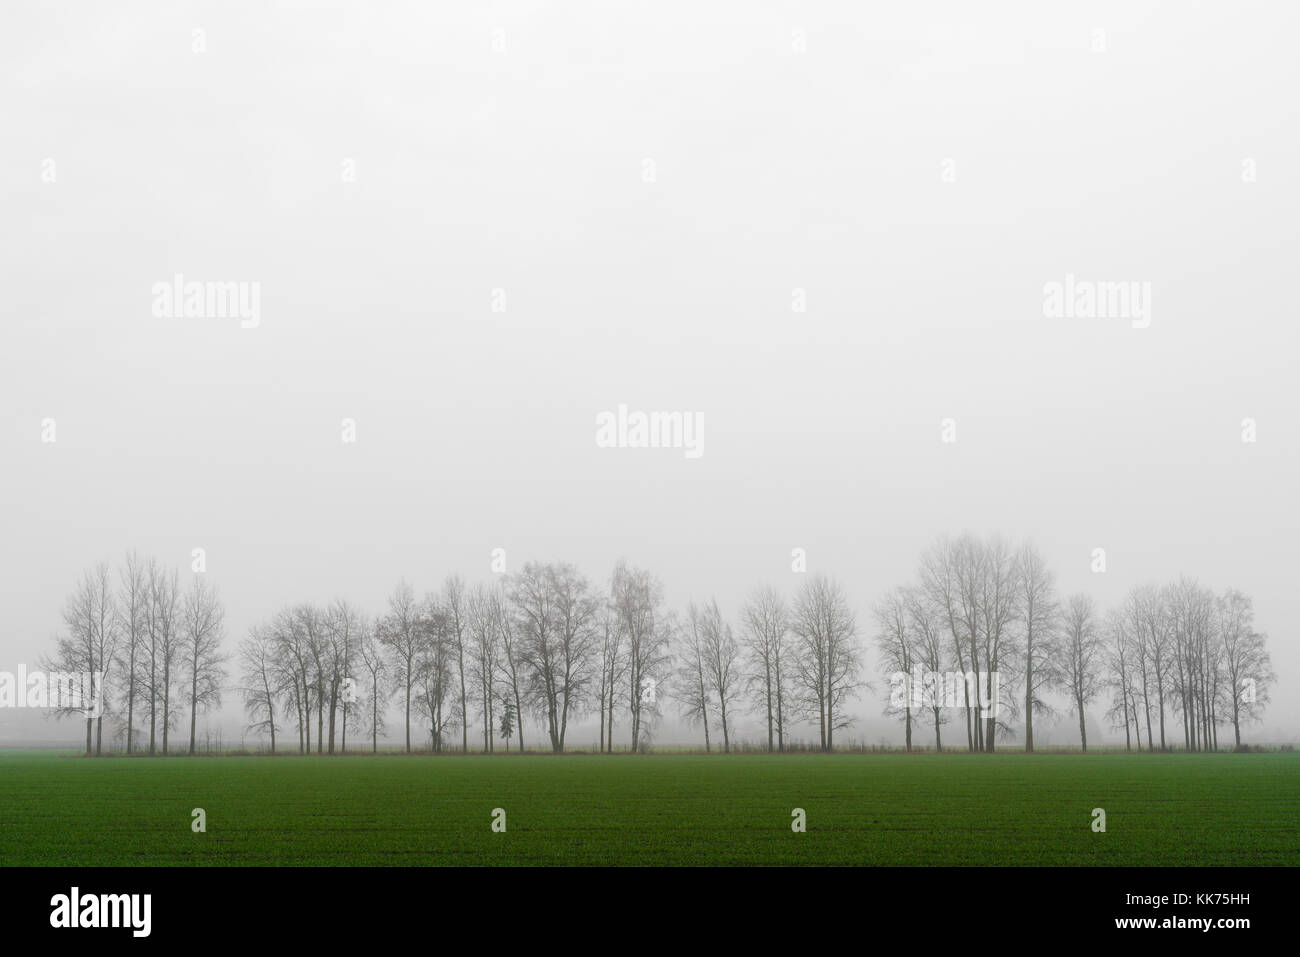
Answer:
xmin=548 ymin=563 xmax=601 ymax=752
xmin=674 ymin=603 xmax=712 ymax=751
xmin=904 ymin=586 xmax=949 ymax=751
xmin=1216 ymin=588 xmax=1274 ymax=747
xmin=273 ymin=605 xmax=316 ymax=753
xmin=46 ymin=563 xmax=116 ymax=754
xmin=921 ymin=535 xmax=983 ymax=751
xmin=506 ymin=562 xmax=557 ymax=750
xmin=976 ymin=535 xmax=1020 ymax=751
xmin=357 ymin=619 xmax=388 ymax=752
xmin=597 ymin=600 xmax=628 ymax=753
xmin=443 ymin=575 xmax=470 ymax=753
xmin=494 ymin=587 xmax=528 ymax=752
xmin=874 ymin=586 xmax=917 ymax=751
xmin=116 ymin=552 xmax=149 ymax=754
xmin=1103 ymin=609 xmax=1138 ymax=751
xmin=740 ymin=586 xmax=790 ymax=752
xmin=610 ymin=560 xmax=674 ymax=751
xmin=466 ymin=584 xmax=500 ymax=752
xmin=83 ymin=562 xmax=120 ymax=755
xmin=292 ymin=604 xmax=329 ymax=753
xmin=376 ymin=581 xmax=421 ymax=752
xmin=149 ymin=564 xmax=182 ymax=755
xmin=325 ymin=600 xmax=362 ymax=753
xmin=239 ymin=626 xmax=280 ymax=752
xmin=181 ymin=577 xmax=228 ymax=754
xmin=1057 ymin=593 xmax=1104 ymax=751
xmin=1166 ymin=577 xmax=1216 ymax=751
xmin=417 ymin=596 xmax=457 ymax=751
xmin=699 ymin=599 xmax=742 ymax=753
xmin=791 ymin=575 xmax=863 ymax=751
xmin=1015 ymin=542 xmax=1057 ymax=753
xmin=509 ymin=562 xmax=600 ymax=753
xmin=1132 ymin=585 xmax=1172 ymax=750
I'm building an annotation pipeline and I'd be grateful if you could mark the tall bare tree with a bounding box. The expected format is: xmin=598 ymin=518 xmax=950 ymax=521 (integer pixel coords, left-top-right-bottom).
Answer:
xmin=1215 ymin=588 xmax=1274 ymax=748
xmin=1015 ymin=542 xmax=1057 ymax=753
xmin=597 ymin=601 xmax=628 ymax=752
xmin=273 ymin=605 xmax=315 ymax=753
xmin=1166 ymin=577 xmax=1216 ymax=751
xmin=87 ymin=562 xmax=119 ymax=755
xmin=325 ymin=600 xmax=362 ymax=753
xmin=47 ymin=563 xmax=116 ymax=754
xmin=149 ymin=564 xmax=181 ymax=755
xmin=443 ymin=575 xmax=470 ymax=753
xmin=239 ymin=626 xmax=280 ymax=752
xmin=791 ymin=575 xmax=863 ymax=751
xmin=417 ymin=597 xmax=457 ymax=751
xmin=740 ymin=586 xmax=790 ymax=752
xmin=181 ymin=577 xmax=227 ymax=754
xmin=357 ymin=618 xmax=388 ymax=752
xmin=1103 ymin=609 xmax=1138 ymax=751
xmin=376 ymin=581 xmax=421 ymax=752
xmin=874 ymin=586 xmax=917 ymax=751
xmin=921 ymin=535 xmax=983 ymax=751
xmin=904 ymin=586 xmax=949 ymax=751
xmin=116 ymin=552 xmax=149 ymax=754
xmin=674 ymin=603 xmax=712 ymax=751
xmin=547 ymin=563 xmax=600 ymax=752
xmin=466 ymin=584 xmax=500 ymax=752
xmin=976 ymin=535 xmax=1020 ymax=751
xmin=1057 ymin=593 xmax=1103 ymax=751
xmin=611 ymin=560 xmax=674 ymax=751
xmin=494 ymin=587 xmax=527 ymax=752
xmin=699 ymin=599 xmax=742 ymax=753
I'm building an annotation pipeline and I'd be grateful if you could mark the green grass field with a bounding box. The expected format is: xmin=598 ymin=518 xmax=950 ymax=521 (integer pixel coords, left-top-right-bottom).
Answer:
xmin=2 ymin=751 xmax=1297 ymax=866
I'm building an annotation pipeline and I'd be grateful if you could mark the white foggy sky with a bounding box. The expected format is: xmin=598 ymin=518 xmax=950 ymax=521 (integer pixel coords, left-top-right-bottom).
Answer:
xmin=2 ymin=1 xmax=1297 ymax=746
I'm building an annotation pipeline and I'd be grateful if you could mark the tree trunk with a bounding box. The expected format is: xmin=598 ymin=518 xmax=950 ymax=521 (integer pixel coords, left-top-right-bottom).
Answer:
xmin=765 ymin=670 xmax=774 ymax=753
xmin=460 ymin=670 xmax=468 ymax=754
xmin=1024 ymin=664 xmax=1033 ymax=753
xmin=328 ymin=687 xmax=338 ymax=754
xmin=189 ymin=670 xmax=198 ymax=755
xmin=514 ymin=683 xmax=524 ymax=752
xmin=775 ymin=661 xmax=785 ymax=752
xmin=149 ymin=653 xmax=157 ymax=755
xmin=598 ymin=695 xmax=605 ymax=753
xmin=126 ymin=661 xmax=136 ymax=755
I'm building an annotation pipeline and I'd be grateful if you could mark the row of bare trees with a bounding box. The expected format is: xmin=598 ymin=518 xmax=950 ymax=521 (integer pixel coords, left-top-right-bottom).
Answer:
xmin=49 ymin=541 xmax=1273 ymax=754
xmin=1103 ymin=579 xmax=1273 ymax=751
xmin=47 ymin=553 xmax=228 ymax=755
xmin=676 ymin=578 xmax=865 ymax=753
xmin=873 ymin=535 xmax=1276 ymax=752
xmin=233 ymin=561 xmax=867 ymax=754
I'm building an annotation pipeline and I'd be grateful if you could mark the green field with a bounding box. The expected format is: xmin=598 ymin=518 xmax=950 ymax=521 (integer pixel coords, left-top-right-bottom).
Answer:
xmin=2 ymin=751 xmax=1297 ymax=866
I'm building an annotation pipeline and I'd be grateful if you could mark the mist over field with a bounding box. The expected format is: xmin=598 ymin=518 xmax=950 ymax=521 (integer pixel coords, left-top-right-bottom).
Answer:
xmin=2 ymin=1 xmax=1297 ymax=752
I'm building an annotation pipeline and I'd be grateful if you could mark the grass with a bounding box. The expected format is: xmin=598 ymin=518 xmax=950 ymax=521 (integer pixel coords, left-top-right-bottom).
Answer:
xmin=1 ymin=751 xmax=1296 ymax=866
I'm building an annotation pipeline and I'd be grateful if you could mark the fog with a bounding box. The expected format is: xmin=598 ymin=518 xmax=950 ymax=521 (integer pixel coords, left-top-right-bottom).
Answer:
xmin=2 ymin=1 xmax=1296 ymax=748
